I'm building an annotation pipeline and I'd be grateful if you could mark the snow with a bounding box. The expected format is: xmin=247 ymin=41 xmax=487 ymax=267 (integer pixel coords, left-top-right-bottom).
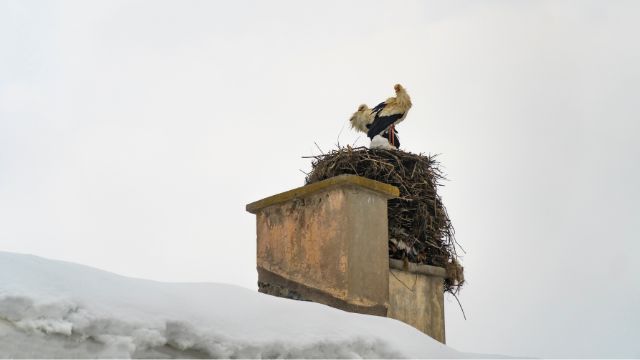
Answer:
xmin=0 ymin=251 xmax=476 ymax=358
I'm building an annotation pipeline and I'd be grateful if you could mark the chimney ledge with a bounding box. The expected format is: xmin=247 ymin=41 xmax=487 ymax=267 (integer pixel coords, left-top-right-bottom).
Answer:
xmin=246 ymin=174 xmax=400 ymax=214
xmin=389 ymin=259 xmax=447 ymax=278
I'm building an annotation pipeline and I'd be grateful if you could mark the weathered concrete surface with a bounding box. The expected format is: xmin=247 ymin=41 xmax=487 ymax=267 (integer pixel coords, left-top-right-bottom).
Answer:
xmin=247 ymin=175 xmax=398 ymax=315
xmin=388 ymin=259 xmax=446 ymax=343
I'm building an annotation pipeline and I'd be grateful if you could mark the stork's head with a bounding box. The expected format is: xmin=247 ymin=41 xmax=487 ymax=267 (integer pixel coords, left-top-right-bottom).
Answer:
xmin=349 ymin=104 xmax=371 ymax=133
xmin=393 ymin=84 xmax=412 ymax=109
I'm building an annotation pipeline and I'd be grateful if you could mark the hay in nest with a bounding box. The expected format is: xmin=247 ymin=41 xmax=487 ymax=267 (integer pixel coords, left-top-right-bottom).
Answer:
xmin=305 ymin=146 xmax=464 ymax=295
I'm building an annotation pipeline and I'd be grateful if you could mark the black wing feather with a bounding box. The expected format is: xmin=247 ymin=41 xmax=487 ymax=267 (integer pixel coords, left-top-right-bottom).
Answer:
xmin=371 ymin=102 xmax=387 ymax=114
xmin=367 ymin=113 xmax=403 ymax=139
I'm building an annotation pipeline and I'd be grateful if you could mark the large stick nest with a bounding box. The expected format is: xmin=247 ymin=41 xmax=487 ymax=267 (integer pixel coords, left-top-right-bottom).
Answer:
xmin=305 ymin=146 xmax=464 ymax=295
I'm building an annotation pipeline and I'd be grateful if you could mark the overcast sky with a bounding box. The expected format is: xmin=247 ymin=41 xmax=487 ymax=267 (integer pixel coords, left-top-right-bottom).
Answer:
xmin=1 ymin=0 xmax=639 ymax=358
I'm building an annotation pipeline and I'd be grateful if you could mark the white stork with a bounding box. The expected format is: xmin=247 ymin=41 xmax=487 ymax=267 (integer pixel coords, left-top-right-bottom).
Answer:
xmin=349 ymin=104 xmax=373 ymax=133
xmin=366 ymin=84 xmax=412 ymax=149
xmin=348 ymin=84 xmax=411 ymax=150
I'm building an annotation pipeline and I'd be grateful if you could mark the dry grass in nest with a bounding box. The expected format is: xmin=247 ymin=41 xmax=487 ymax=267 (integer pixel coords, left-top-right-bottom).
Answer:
xmin=304 ymin=146 xmax=465 ymax=295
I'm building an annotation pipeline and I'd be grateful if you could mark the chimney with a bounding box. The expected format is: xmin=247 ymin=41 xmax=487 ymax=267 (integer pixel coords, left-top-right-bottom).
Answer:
xmin=246 ymin=174 xmax=446 ymax=343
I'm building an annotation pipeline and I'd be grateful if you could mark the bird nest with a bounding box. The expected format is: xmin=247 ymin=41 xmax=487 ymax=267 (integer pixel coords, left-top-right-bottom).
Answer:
xmin=305 ymin=146 xmax=464 ymax=295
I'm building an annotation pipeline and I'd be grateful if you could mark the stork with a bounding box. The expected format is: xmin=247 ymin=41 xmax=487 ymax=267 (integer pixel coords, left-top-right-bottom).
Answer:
xmin=365 ymin=84 xmax=412 ymax=149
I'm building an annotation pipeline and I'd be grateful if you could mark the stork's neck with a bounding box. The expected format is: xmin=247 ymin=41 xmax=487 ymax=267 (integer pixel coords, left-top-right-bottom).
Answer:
xmin=395 ymin=90 xmax=412 ymax=108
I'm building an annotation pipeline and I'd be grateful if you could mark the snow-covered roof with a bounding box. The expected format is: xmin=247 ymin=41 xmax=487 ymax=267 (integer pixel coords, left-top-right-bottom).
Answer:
xmin=0 ymin=251 xmax=478 ymax=358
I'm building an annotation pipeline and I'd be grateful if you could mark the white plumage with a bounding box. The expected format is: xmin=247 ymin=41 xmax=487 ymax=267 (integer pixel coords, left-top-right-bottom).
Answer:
xmin=348 ymin=84 xmax=412 ymax=149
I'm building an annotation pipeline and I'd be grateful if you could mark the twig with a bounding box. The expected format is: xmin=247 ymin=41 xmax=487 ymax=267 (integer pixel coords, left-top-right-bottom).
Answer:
xmin=451 ymin=292 xmax=467 ymax=320
xmin=314 ymin=142 xmax=324 ymax=155
xmin=336 ymin=119 xmax=347 ymax=146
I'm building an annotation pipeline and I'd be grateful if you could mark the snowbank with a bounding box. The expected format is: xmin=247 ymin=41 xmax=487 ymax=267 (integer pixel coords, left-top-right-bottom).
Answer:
xmin=0 ymin=251 xmax=470 ymax=358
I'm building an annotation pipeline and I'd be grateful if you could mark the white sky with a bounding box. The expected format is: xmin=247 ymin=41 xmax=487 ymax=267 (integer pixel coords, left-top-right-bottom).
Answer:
xmin=1 ymin=0 xmax=639 ymax=357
